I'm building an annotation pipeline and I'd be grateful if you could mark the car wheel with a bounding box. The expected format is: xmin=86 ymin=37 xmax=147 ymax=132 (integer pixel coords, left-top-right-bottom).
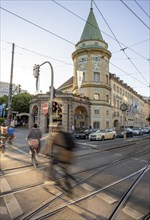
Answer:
xmin=101 ymin=136 xmax=105 ymax=141
xmin=113 ymin=135 xmax=116 ymax=139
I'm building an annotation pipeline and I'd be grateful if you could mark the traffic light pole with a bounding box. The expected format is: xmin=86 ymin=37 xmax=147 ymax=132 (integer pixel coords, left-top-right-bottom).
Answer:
xmin=33 ymin=61 xmax=54 ymax=132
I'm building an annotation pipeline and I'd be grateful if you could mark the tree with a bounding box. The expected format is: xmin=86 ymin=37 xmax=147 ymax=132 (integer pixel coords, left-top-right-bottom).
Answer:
xmin=146 ymin=114 xmax=150 ymax=124
xmin=12 ymin=93 xmax=32 ymax=113
xmin=0 ymin=95 xmax=8 ymax=107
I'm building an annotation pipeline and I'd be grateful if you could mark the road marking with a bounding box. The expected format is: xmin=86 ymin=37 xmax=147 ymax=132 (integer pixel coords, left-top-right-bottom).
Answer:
xmin=81 ymin=183 xmax=95 ymax=191
xmin=97 ymin=192 xmax=117 ymax=204
xmin=81 ymin=184 xmax=118 ymax=204
xmin=122 ymin=206 xmax=145 ymax=219
xmin=1 ymin=177 xmax=23 ymax=219
xmin=0 ymin=206 xmax=8 ymax=214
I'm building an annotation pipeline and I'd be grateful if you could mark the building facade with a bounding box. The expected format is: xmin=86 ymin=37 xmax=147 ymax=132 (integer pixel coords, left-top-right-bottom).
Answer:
xmin=28 ymin=7 xmax=149 ymax=133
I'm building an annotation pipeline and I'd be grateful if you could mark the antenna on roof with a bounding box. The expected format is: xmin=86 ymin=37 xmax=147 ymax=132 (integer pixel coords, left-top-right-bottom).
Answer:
xmin=91 ymin=0 xmax=93 ymax=10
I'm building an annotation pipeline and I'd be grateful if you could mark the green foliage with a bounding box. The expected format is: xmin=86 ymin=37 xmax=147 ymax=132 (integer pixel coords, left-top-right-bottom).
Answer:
xmin=0 ymin=95 xmax=8 ymax=107
xmin=0 ymin=117 xmax=5 ymax=123
xmin=12 ymin=93 xmax=32 ymax=113
xmin=146 ymin=114 xmax=150 ymax=122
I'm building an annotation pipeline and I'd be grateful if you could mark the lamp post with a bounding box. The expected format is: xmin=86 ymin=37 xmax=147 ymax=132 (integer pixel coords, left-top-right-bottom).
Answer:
xmin=120 ymin=103 xmax=128 ymax=141
xmin=33 ymin=61 xmax=54 ymax=132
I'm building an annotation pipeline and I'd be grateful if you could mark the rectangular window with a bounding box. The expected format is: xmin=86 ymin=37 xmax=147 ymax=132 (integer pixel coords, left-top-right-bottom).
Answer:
xmin=94 ymin=109 xmax=99 ymax=114
xmin=93 ymin=72 xmax=100 ymax=82
xmin=82 ymin=72 xmax=85 ymax=82
xmin=93 ymin=121 xmax=100 ymax=129
xmin=106 ymin=122 xmax=109 ymax=128
xmin=93 ymin=93 xmax=100 ymax=100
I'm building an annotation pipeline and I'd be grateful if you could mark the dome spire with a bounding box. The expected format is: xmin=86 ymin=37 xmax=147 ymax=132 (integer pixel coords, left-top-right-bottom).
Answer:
xmin=79 ymin=5 xmax=103 ymax=41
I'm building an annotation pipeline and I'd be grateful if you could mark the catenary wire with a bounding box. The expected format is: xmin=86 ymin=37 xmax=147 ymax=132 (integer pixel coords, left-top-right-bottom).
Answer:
xmin=134 ymin=0 xmax=150 ymax=18
xmin=120 ymin=0 xmax=150 ymax=30
xmin=1 ymin=39 xmax=148 ymax=87
xmin=93 ymin=0 xmax=148 ymax=84
xmin=0 ymin=6 xmax=149 ymax=88
xmin=51 ymin=0 xmax=149 ymax=61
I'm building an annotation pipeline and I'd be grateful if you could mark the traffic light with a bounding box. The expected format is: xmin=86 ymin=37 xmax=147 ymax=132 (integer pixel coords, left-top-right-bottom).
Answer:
xmin=19 ymin=84 xmax=21 ymax=93
xmin=16 ymin=84 xmax=21 ymax=93
xmin=52 ymin=101 xmax=58 ymax=112
xmin=33 ymin=64 xmax=40 ymax=78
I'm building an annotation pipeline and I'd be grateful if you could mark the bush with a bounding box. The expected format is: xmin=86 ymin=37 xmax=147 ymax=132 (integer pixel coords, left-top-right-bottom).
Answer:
xmin=0 ymin=118 xmax=5 ymax=124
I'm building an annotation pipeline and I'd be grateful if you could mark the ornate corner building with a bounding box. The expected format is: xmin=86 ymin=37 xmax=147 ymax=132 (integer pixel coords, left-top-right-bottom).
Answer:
xmin=29 ymin=7 xmax=149 ymax=133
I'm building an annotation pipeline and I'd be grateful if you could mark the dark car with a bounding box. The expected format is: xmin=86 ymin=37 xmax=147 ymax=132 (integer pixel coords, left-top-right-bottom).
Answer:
xmin=117 ymin=128 xmax=134 ymax=138
xmin=75 ymin=128 xmax=97 ymax=139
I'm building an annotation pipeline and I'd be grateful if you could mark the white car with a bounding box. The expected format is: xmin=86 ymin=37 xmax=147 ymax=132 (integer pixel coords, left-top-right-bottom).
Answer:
xmin=89 ymin=129 xmax=116 ymax=141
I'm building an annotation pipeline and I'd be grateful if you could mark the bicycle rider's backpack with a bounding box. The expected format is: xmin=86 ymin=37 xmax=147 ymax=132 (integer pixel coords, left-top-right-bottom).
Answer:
xmin=52 ymin=131 xmax=76 ymax=164
xmin=62 ymin=131 xmax=76 ymax=151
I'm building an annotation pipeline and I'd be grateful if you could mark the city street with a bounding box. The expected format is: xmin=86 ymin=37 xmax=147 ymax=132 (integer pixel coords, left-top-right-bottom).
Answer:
xmin=0 ymin=127 xmax=150 ymax=220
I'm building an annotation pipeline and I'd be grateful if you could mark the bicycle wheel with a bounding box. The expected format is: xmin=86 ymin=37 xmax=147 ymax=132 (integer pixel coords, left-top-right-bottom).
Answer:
xmin=32 ymin=149 xmax=37 ymax=168
xmin=50 ymin=145 xmax=71 ymax=192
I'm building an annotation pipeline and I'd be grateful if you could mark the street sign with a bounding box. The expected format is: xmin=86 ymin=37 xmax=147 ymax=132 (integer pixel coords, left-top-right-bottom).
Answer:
xmin=42 ymin=102 xmax=48 ymax=114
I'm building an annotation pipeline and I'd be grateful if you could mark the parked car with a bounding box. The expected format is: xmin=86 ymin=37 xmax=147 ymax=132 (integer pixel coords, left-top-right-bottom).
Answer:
xmin=75 ymin=128 xmax=97 ymax=139
xmin=89 ymin=129 xmax=116 ymax=141
xmin=117 ymin=128 xmax=134 ymax=138
xmin=132 ymin=128 xmax=143 ymax=136
xmin=142 ymin=127 xmax=150 ymax=134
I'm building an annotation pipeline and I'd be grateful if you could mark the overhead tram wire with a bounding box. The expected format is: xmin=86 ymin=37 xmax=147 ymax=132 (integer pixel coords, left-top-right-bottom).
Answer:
xmin=51 ymin=0 xmax=148 ymax=62
xmin=51 ymin=0 xmax=149 ymax=87
xmin=0 ymin=6 xmax=148 ymax=88
xmin=120 ymin=0 xmax=150 ymax=30
xmin=93 ymin=0 xmax=148 ymax=84
xmin=112 ymin=39 xmax=149 ymax=60
xmin=0 ymin=7 xmax=75 ymax=47
xmin=2 ymin=39 xmax=147 ymax=88
xmin=134 ymin=0 xmax=150 ymax=18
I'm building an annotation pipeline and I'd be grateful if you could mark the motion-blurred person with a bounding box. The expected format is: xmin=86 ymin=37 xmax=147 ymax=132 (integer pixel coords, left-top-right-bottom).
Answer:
xmin=50 ymin=123 xmax=76 ymax=193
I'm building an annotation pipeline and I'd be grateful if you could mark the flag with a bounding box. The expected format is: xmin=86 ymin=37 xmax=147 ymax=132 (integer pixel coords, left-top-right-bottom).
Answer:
xmin=77 ymin=70 xmax=83 ymax=89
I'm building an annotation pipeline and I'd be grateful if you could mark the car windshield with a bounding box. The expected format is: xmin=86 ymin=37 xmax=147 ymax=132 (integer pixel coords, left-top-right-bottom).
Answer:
xmin=96 ymin=130 xmax=105 ymax=133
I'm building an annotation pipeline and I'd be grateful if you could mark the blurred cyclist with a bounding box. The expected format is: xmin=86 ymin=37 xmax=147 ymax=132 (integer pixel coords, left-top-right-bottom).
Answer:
xmin=50 ymin=123 xmax=76 ymax=193
xmin=7 ymin=125 xmax=15 ymax=146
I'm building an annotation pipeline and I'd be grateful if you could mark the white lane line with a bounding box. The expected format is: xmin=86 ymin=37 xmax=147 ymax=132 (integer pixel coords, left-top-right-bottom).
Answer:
xmin=81 ymin=183 xmax=95 ymax=191
xmin=97 ymin=192 xmax=117 ymax=204
xmin=131 ymin=157 xmax=148 ymax=163
xmin=122 ymin=206 xmax=145 ymax=219
xmin=0 ymin=206 xmax=8 ymax=215
xmin=1 ymin=177 xmax=23 ymax=219
xmin=81 ymin=183 xmax=117 ymax=204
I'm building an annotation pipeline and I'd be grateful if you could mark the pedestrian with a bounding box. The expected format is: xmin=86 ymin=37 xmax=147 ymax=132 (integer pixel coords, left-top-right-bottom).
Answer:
xmin=27 ymin=123 xmax=42 ymax=156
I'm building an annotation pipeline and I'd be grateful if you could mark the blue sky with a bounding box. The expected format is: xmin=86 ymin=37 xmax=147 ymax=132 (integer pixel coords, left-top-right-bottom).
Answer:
xmin=1 ymin=0 xmax=149 ymax=97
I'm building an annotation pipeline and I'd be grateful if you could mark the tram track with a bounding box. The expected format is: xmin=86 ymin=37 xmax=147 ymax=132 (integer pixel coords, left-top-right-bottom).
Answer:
xmin=1 ymin=137 xmax=149 ymax=174
xmin=11 ymin=144 xmax=149 ymax=220
xmin=1 ymin=137 xmax=149 ymax=219
xmin=0 ymin=141 xmax=149 ymax=197
xmin=18 ymin=164 xmax=150 ymax=220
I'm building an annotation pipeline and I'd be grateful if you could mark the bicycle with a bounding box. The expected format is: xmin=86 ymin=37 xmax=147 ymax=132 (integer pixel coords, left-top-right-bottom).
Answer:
xmin=28 ymin=139 xmax=39 ymax=168
xmin=0 ymin=135 xmax=6 ymax=153
xmin=50 ymin=144 xmax=75 ymax=194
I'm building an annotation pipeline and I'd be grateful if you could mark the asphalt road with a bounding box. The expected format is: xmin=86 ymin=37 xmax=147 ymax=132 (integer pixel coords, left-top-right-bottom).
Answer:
xmin=0 ymin=127 xmax=150 ymax=220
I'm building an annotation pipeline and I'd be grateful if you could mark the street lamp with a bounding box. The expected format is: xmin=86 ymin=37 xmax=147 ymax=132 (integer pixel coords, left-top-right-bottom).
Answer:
xmin=120 ymin=103 xmax=128 ymax=140
xmin=33 ymin=61 xmax=54 ymax=132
